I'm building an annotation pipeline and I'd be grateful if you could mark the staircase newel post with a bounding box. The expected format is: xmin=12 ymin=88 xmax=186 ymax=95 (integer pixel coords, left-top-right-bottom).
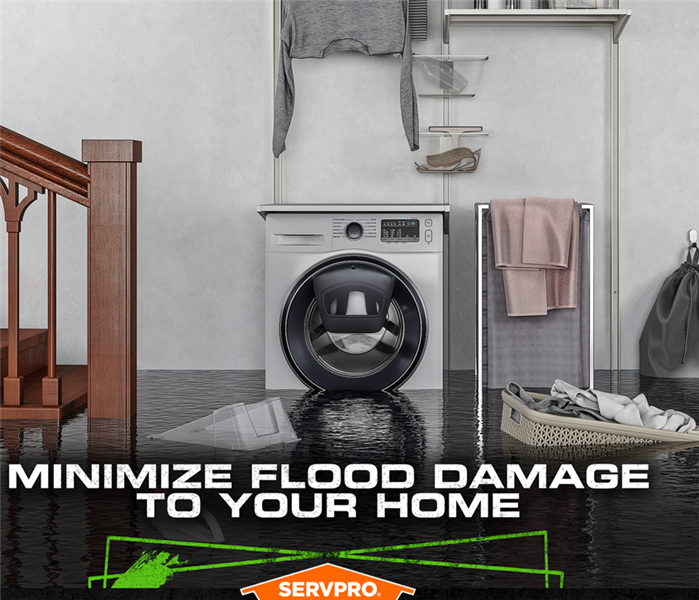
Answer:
xmin=82 ymin=140 xmax=141 ymax=419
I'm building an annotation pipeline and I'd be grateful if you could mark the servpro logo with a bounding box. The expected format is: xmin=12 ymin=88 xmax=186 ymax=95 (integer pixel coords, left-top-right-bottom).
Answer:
xmin=241 ymin=563 xmax=415 ymax=600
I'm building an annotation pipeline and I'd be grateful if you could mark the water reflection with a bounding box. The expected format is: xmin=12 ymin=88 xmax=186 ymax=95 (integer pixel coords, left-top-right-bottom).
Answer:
xmin=287 ymin=389 xmax=444 ymax=465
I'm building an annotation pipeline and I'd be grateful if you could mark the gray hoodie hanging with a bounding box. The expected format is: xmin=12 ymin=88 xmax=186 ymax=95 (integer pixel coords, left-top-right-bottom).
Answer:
xmin=639 ymin=244 xmax=699 ymax=377
xmin=273 ymin=0 xmax=418 ymax=158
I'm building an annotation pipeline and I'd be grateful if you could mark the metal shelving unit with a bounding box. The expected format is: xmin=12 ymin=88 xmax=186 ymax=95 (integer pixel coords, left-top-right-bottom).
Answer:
xmin=271 ymin=1 xmax=632 ymax=376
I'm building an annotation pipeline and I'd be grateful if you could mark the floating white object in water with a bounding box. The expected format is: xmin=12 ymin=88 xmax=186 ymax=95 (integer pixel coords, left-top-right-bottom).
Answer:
xmin=149 ymin=398 xmax=299 ymax=451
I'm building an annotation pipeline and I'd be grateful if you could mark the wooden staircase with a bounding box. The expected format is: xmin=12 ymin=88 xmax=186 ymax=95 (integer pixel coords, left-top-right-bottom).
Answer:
xmin=0 ymin=329 xmax=87 ymax=419
xmin=1 ymin=329 xmax=48 ymax=383
xmin=1 ymin=127 xmax=141 ymax=419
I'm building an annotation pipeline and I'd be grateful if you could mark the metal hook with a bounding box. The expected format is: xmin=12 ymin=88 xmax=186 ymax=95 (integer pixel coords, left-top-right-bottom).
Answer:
xmin=690 ymin=229 xmax=697 ymax=247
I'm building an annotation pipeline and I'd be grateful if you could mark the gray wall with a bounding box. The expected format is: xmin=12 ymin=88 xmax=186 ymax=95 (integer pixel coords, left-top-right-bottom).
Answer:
xmin=1 ymin=0 xmax=697 ymax=374
xmin=1 ymin=0 xmax=274 ymax=369
xmin=621 ymin=0 xmax=699 ymax=375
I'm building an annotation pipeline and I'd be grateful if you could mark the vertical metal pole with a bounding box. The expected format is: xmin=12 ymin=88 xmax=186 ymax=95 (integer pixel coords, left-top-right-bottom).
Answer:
xmin=274 ymin=0 xmax=283 ymax=204
xmin=442 ymin=0 xmax=452 ymax=205
xmin=610 ymin=30 xmax=621 ymax=390
xmin=442 ymin=0 xmax=451 ymax=372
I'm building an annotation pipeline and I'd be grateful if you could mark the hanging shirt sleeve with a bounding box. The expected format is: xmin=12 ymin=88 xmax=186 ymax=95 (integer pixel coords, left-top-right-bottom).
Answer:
xmin=273 ymin=36 xmax=294 ymax=158
xmin=400 ymin=0 xmax=419 ymax=151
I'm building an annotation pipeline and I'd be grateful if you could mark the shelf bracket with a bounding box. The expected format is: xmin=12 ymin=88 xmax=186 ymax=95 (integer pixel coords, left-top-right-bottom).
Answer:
xmin=613 ymin=12 xmax=631 ymax=44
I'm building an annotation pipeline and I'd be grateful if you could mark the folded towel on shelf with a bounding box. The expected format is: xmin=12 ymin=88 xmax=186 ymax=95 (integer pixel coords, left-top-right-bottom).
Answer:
xmin=491 ymin=197 xmax=579 ymax=316
xmin=506 ymin=380 xmax=697 ymax=434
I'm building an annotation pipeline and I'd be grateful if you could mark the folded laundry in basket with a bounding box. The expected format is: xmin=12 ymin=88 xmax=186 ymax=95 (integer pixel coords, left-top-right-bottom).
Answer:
xmin=506 ymin=381 xmax=606 ymax=422
xmin=506 ymin=380 xmax=697 ymax=433
xmin=491 ymin=197 xmax=579 ymax=317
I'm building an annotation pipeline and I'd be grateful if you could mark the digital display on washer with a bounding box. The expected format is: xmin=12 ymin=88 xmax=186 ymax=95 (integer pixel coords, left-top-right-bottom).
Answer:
xmin=381 ymin=219 xmax=419 ymax=242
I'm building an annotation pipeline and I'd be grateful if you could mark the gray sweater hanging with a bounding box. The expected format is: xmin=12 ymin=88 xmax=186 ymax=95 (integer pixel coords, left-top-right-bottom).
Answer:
xmin=273 ymin=0 xmax=419 ymax=157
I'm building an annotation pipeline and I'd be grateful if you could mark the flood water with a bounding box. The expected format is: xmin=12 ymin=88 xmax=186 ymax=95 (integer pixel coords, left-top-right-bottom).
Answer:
xmin=1 ymin=370 xmax=698 ymax=591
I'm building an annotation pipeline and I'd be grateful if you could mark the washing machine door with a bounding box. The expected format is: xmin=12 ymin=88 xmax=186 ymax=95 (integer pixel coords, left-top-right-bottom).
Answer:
xmin=281 ymin=256 xmax=427 ymax=391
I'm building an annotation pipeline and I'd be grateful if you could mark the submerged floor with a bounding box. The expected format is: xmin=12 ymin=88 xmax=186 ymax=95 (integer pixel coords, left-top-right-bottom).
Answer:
xmin=1 ymin=370 xmax=698 ymax=589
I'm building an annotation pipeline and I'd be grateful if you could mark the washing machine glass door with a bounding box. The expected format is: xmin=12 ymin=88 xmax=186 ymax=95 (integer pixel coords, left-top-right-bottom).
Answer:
xmin=305 ymin=298 xmax=404 ymax=377
xmin=281 ymin=257 xmax=427 ymax=391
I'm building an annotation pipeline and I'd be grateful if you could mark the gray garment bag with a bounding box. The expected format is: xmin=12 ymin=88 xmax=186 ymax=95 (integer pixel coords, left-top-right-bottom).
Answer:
xmin=639 ymin=244 xmax=699 ymax=377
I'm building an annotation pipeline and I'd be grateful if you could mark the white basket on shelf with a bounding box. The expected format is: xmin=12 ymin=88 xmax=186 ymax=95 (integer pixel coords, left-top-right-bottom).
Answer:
xmin=413 ymin=55 xmax=488 ymax=98
xmin=415 ymin=126 xmax=487 ymax=174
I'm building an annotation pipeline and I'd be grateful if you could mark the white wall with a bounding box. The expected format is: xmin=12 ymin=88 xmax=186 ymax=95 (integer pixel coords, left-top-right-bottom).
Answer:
xmin=1 ymin=0 xmax=697 ymax=374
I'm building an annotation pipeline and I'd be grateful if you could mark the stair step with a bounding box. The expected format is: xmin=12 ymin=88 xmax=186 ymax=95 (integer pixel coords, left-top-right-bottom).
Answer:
xmin=0 ymin=364 xmax=87 ymax=420
xmin=1 ymin=329 xmax=49 ymax=388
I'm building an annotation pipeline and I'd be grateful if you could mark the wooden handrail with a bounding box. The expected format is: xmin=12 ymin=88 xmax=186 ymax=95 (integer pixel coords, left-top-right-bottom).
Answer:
xmin=0 ymin=126 xmax=89 ymax=206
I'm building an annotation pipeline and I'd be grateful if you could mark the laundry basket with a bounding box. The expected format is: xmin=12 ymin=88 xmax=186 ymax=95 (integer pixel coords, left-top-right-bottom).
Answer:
xmin=501 ymin=389 xmax=699 ymax=447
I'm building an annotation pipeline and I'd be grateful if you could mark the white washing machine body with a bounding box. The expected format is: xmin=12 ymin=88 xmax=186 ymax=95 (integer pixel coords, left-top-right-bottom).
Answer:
xmin=259 ymin=205 xmax=448 ymax=391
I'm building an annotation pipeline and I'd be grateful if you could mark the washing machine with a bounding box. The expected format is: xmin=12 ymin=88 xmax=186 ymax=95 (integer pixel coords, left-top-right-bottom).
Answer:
xmin=258 ymin=204 xmax=449 ymax=391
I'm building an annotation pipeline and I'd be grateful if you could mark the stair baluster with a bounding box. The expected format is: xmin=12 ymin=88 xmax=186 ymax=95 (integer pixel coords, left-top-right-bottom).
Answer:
xmin=1 ymin=174 xmax=44 ymax=405
xmin=42 ymin=189 xmax=61 ymax=405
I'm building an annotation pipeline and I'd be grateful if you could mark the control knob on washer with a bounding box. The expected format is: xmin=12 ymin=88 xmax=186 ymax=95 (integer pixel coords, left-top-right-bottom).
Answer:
xmin=345 ymin=222 xmax=363 ymax=240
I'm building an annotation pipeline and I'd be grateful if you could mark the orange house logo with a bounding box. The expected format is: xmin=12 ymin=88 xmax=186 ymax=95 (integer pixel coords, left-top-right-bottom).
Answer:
xmin=241 ymin=563 xmax=416 ymax=600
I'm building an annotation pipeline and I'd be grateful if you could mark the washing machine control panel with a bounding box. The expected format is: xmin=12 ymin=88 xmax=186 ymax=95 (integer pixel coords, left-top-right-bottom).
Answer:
xmin=380 ymin=219 xmax=419 ymax=242
xmin=330 ymin=214 xmax=442 ymax=251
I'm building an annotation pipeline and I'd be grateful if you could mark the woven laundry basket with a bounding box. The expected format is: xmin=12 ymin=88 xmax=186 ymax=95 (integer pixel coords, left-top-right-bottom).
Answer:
xmin=501 ymin=390 xmax=699 ymax=448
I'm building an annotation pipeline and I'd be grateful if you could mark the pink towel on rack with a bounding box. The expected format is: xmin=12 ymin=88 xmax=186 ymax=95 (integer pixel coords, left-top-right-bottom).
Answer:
xmin=491 ymin=197 xmax=579 ymax=317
